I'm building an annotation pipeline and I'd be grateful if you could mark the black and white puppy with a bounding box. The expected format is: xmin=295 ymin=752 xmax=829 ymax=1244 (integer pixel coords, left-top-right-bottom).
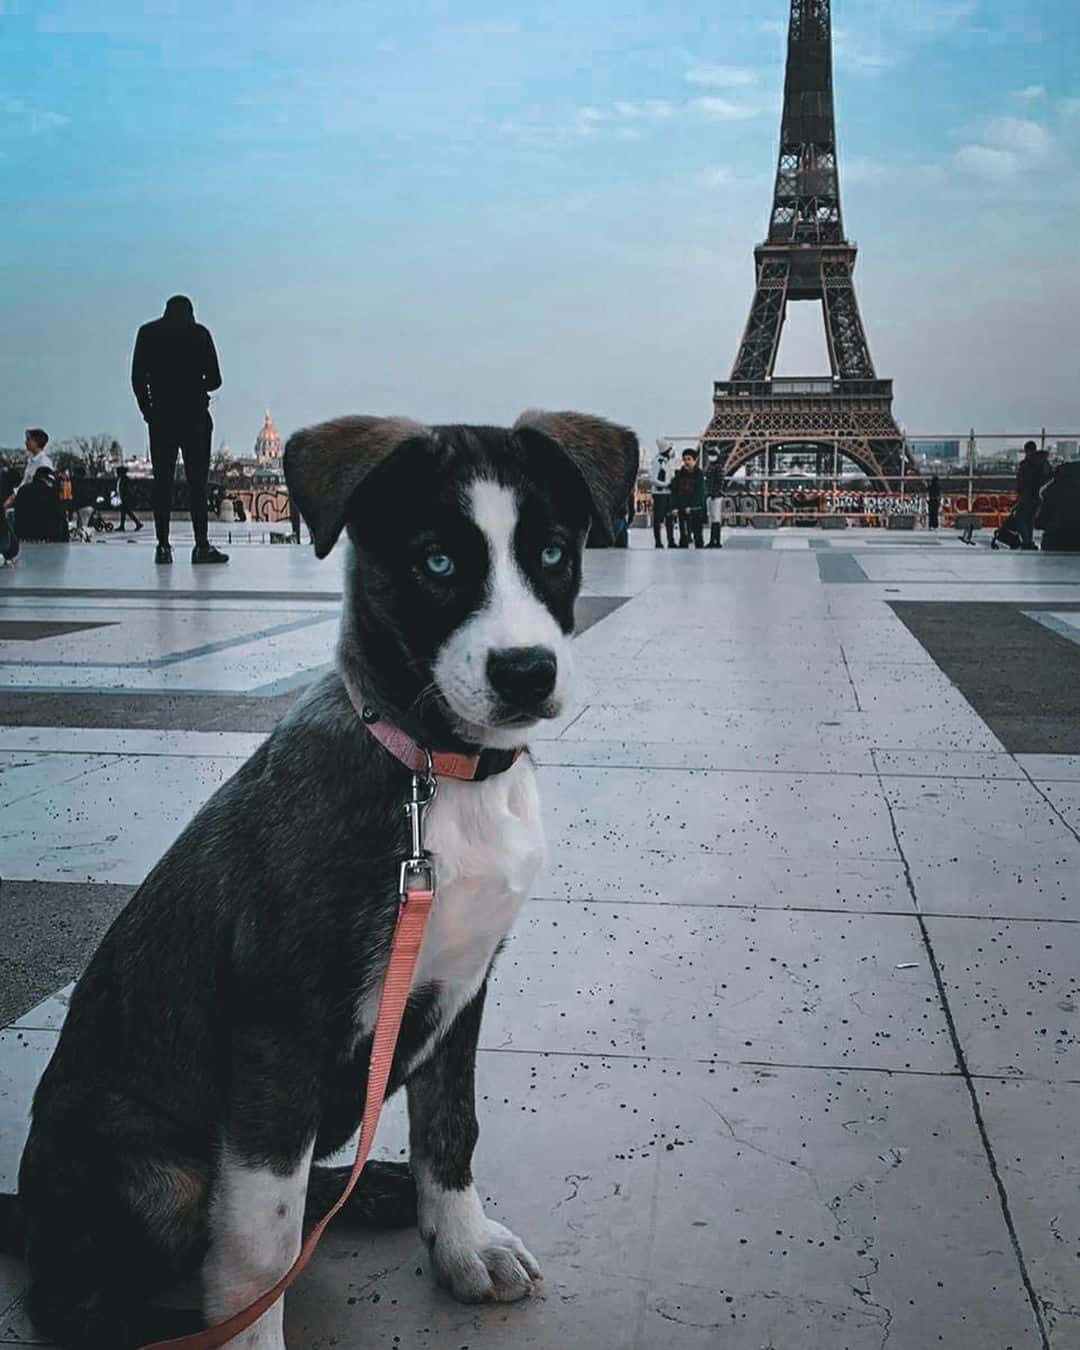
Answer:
xmin=4 ymin=411 xmax=639 ymax=1350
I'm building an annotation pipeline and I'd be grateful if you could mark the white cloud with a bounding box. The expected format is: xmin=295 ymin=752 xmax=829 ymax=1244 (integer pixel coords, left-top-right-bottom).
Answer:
xmin=693 ymin=95 xmax=760 ymax=121
xmin=698 ymin=165 xmax=734 ymax=188
xmin=0 ymin=97 xmax=69 ymax=136
xmin=684 ymin=65 xmax=758 ymax=89
xmin=956 ymin=115 xmax=1054 ymax=178
xmin=612 ymin=99 xmax=674 ymax=121
xmin=955 ymin=144 xmax=1022 ymax=178
xmin=842 ymin=156 xmax=887 ymax=185
xmin=501 ymin=97 xmax=677 ymax=150
xmin=898 ymin=1 xmax=978 ymax=36
xmin=986 ymin=116 xmax=1052 ymax=156
xmin=1013 ymin=84 xmax=1047 ymax=102
xmin=832 ymin=27 xmax=895 ymax=76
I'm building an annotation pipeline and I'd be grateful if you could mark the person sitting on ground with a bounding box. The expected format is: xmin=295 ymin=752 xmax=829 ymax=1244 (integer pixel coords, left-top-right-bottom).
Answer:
xmin=670 ymin=448 xmax=708 ymax=548
xmin=13 ymin=465 xmax=69 ymax=544
xmin=1035 ymin=462 xmax=1080 ymax=552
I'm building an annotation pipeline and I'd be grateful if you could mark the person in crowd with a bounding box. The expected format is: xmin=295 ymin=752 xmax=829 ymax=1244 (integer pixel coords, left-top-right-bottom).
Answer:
xmin=649 ymin=443 xmax=677 ymax=548
xmin=131 ymin=295 xmax=228 ymax=565
xmin=1015 ymin=440 xmax=1051 ymax=551
xmin=71 ymin=463 xmax=95 ymax=536
xmin=0 ymin=468 xmax=20 ymax=564
xmin=2 ymin=430 xmax=54 ymax=562
xmin=670 ymin=447 xmax=708 ymax=548
xmin=14 ymin=464 xmax=68 ymax=543
xmin=1036 ymin=462 xmax=1080 ymax=552
xmin=114 ymin=465 xmax=143 ymax=532
xmin=927 ymin=475 xmax=941 ymax=530
xmin=59 ymin=469 xmax=74 ymax=523
xmin=705 ymin=448 xmax=725 ymax=548
xmin=3 ymin=429 xmax=53 ymax=510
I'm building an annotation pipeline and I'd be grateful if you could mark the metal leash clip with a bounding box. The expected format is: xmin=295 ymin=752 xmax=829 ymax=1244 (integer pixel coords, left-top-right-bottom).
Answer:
xmin=400 ymin=751 xmax=438 ymax=902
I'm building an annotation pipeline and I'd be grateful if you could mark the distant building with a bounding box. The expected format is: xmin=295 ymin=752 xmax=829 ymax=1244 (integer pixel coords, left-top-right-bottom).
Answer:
xmin=254 ymin=411 xmax=282 ymax=465
xmin=911 ymin=439 xmax=961 ymax=463
xmin=1054 ymin=440 xmax=1079 ymax=462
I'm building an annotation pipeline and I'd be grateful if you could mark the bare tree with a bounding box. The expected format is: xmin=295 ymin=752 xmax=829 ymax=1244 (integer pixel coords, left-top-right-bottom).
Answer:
xmin=57 ymin=435 xmax=124 ymax=475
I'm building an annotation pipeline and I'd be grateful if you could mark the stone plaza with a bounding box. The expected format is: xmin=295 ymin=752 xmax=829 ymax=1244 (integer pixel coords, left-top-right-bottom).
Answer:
xmin=2 ymin=524 xmax=1079 ymax=1349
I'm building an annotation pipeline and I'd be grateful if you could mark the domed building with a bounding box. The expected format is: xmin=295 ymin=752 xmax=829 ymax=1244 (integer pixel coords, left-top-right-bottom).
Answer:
xmin=254 ymin=411 xmax=282 ymax=465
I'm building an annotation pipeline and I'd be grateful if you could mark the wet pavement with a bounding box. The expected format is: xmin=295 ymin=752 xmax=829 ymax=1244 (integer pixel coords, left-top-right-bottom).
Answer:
xmin=2 ymin=525 xmax=1079 ymax=1348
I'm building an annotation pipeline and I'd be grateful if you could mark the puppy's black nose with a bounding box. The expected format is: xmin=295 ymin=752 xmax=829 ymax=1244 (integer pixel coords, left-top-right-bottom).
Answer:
xmin=487 ymin=646 xmax=557 ymax=708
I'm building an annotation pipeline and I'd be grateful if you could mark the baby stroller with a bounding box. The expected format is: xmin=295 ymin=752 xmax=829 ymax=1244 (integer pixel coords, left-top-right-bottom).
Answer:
xmin=87 ymin=496 xmax=115 ymax=533
xmin=991 ymin=502 xmax=1023 ymax=551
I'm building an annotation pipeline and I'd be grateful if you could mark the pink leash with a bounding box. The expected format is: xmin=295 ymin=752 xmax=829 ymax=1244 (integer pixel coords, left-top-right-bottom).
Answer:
xmin=141 ymin=736 xmax=446 ymax=1348
xmin=141 ymin=882 xmax=433 ymax=1349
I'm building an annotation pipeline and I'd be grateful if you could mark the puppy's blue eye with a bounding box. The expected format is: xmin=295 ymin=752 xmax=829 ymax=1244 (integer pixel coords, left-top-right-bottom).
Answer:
xmin=540 ymin=544 xmax=565 ymax=569
xmin=424 ymin=553 xmax=454 ymax=578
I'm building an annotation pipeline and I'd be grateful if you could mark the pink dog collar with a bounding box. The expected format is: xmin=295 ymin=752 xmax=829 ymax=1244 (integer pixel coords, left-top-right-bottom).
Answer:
xmin=351 ymin=693 xmax=522 ymax=782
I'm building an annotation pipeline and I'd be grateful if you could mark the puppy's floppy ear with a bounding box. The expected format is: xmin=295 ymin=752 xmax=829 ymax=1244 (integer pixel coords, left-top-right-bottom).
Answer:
xmin=284 ymin=416 xmax=431 ymax=558
xmin=513 ymin=410 xmax=640 ymax=537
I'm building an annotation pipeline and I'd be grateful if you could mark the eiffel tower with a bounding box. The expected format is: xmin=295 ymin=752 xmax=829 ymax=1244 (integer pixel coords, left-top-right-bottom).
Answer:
xmin=702 ymin=0 xmax=907 ymax=487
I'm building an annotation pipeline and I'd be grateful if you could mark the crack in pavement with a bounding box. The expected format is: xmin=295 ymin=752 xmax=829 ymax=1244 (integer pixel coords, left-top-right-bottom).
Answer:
xmin=877 ymin=769 xmax=1052 ymax=1350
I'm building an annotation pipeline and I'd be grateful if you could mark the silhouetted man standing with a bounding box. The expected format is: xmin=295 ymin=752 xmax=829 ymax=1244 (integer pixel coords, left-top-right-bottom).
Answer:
xmin=1015 ymin=440 xmax=1049 ymax=552
xmin=131 ymin=296 xmax=228 ymax=564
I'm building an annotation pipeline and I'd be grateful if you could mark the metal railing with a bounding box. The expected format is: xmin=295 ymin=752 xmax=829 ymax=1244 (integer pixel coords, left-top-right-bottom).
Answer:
xmin=653 ymin=428 xmax=1080 ymax=525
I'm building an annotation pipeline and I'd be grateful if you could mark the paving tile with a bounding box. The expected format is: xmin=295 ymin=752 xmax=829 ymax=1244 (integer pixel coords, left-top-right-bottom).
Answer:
xmin=872 ymin=750 xmax=1025 ymax=780
xmin=539 ymin=765 xmax=900 ymax=862
xmin=0 ymin=753 xmax=107 ymax=811
xmin=487 ymin=902 xmax=952 ymax=1072
xmin=564 ymin=701 xmax=1006 ymax=751
xmin=977 ymin=1077 xmax=1080 ymax=1348
xmin=0 ymin=606 xmax=321 ymax=666
xmin=1036 ymin=780 xmax=1080 ymax=835
xmin=1016 ymin=756 xmax=1080 ymax=782
xmin=534 ymin=739 xmax=876 ymax=774
xmin=0 ymin=727 xmax=264 ymax=759
xmin=0 ymin=1030 xmax=57 ymax=1192
xmin=8 ymin=987 xmax=75 ymax=1033
xmin=564 ymin=672 xmax=857 ymax=713
xmin=881 ymin=774 xmax=1080 ymax=919
xmin=927 ymin=918 xmax=1080 ymax=1080
xmin=0 ymin=754 xmax=235 ymax=884
xmin=536 ymin=846 xmax=912 ymax=914
xmin=282 ymin=1057 xmax=1039 ymax=1350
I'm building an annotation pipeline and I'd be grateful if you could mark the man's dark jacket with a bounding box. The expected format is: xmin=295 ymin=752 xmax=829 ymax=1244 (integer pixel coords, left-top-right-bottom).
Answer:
xmin=131 ymin=297 xmax=222 ymax=421
xmin=670 ymin=465 xmax=707 ymax=511
xmin=1017 ymin=453 xmax=1050 ymax=500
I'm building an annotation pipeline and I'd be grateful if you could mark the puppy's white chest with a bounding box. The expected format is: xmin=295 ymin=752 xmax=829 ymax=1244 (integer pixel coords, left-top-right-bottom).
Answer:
xmin=414 ymin=757 xmax=543 ymax=1009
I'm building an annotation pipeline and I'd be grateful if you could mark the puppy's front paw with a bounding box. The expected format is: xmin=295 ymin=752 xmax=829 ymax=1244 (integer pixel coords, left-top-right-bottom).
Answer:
xmin=432 ymin=1216 xmax=541 ymax=1303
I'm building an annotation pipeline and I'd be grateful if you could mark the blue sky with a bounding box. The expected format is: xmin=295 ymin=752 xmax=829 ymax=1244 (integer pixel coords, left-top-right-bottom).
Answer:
xmin=2 ymin=0 xmax=1078 ymax=458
